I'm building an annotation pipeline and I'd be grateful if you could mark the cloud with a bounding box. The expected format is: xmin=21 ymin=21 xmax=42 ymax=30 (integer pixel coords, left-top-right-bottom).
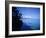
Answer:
xmin=22 ymin=15 xmax=32 ymax=18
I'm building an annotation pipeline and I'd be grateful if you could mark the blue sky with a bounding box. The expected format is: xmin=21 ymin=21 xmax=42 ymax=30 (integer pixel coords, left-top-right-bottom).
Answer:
xmin=17 ymin=7 xmax=40 ymax=19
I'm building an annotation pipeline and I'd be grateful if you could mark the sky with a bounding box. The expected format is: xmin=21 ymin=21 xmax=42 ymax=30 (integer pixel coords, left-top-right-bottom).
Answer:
xmin=17 ymin=7 xmax=40 ymax=19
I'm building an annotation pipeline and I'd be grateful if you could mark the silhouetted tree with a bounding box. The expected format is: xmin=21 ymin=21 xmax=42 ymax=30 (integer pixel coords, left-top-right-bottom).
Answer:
xmin=12 ymin=7 xmax=23 ymax=31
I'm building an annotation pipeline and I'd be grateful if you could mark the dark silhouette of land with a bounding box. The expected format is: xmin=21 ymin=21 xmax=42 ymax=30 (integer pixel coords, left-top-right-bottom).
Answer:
xmin=12 ymin=7 xmax=23 ymax=31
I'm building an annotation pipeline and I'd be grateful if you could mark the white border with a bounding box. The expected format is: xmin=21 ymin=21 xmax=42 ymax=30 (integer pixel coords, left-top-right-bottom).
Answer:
xmin=9 ymin=3 xmax=43 ymax=35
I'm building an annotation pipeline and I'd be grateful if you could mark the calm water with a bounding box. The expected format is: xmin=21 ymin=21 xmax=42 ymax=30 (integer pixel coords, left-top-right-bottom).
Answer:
xmin=20 ymin=18 xmax=40 ymax=30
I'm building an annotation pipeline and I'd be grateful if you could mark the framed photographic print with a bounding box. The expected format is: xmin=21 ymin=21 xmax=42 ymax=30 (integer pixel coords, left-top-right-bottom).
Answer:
xmin=5 ymin=1 xmax=45 ymax=37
